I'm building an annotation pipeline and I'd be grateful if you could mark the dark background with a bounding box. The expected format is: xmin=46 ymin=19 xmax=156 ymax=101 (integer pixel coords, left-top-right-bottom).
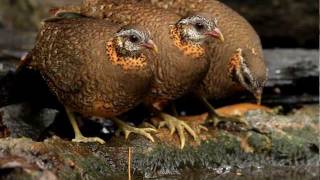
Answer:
xmin=0 ymin=0 xmax=318 ymax=50
xmin=223 ymin=0 xmax=318 ymax=49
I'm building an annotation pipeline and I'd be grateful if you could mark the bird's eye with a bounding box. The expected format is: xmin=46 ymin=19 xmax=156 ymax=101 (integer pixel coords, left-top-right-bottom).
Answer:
xmin=195 ymin=22 xmax=205 ymax=30
xmin=129 ymin=35 xmax=140 ymax=43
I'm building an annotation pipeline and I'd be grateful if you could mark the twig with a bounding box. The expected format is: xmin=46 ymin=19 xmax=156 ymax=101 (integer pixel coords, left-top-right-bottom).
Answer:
xmin=128 ymin=147 xmax=132 ymax=180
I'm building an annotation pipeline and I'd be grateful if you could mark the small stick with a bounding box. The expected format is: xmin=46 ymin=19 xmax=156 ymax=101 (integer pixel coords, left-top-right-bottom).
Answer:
xmin=128 ymin=147 xmax=132 ymax=180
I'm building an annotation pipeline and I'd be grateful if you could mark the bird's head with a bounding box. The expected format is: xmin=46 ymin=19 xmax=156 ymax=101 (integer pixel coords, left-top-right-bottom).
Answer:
xmin=175 ymin=14 xmax=224 ymax=44
xmin=107 ymin=26 xmax=158 ymax=70
xmin=114 ymin=26 xmax=158 ymax=57
xmin=229 ymin=48 xmax=268 ymax=104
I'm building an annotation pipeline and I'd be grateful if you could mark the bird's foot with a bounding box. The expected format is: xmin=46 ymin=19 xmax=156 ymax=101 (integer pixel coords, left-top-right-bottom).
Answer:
xmin=206 ymin=114 xmax=269 ymax=136
xmin=113 ymin=118 xmax=157 ymax=142
xmin=206 ymin=114 xmax=249 ymax=127
xmin=65 ymin=107 xmax=105 ymax=144
xmin=72 ymin=135 xmax=105 ymax=144
xmin=159 ymin=113 xmax=199 ymax=149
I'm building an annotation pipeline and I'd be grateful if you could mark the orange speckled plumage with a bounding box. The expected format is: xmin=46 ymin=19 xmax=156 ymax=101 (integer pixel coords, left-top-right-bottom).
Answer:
xmin=106 ymin=40 xmax=147 ymax=70
xmin=227 ymin=48 xmax=242 ymax=75
xmin=26 ymin=18 xmax=155 ymax=117
xmin=169 ymin=26 xmax=205 ymax=58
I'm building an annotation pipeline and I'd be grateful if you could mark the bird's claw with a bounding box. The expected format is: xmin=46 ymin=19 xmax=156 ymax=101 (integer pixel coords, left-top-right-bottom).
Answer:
xmin=115 ymin=121 xmax=157 ymax=142
xmin=123 ymin=127 xmax=157 ymax=142
xmin=197 ymin=125 xmax=209 ymax=133
xmin=159 ymin=113 xmax=199 ymax=149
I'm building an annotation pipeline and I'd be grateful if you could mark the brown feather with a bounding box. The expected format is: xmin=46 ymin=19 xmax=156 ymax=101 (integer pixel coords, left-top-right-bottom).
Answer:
xmin=133 ymin=0 xmax=268 ymax=99
xmin=55 ymin=0 xmax=210 ymax=109
xmin=27 ymin=18 xmax=154 ymax=117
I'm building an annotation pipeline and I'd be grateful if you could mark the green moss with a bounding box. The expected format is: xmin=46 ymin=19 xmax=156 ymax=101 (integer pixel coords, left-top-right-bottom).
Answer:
xmin=248 ymin=132 xmax=272 ymax=153
xmin=271 ymin=133 xmax=317 ymax=165
xmin=133 ymin=131 xmax=254 ymax=177
xmin=282 ymin=126 xmax=319 ymax=144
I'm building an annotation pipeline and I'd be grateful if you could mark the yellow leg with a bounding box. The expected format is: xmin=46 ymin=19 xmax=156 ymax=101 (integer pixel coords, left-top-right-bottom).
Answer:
xmin=65 ymin=107 xmax=105 ymax=144
xmin=112 ymin=117 xmax=157 ymax=142
xmin=200 ymin=96 xmax=249 ymax=126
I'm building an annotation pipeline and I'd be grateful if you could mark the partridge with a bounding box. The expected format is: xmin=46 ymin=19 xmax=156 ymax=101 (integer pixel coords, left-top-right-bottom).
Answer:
xmin=53 ymin=0 xmax=224 ymax=148
xmin=136 ymin=0 xmax=268 ymax=125
xmin=22 ymin=17 xmax=159 ymax=143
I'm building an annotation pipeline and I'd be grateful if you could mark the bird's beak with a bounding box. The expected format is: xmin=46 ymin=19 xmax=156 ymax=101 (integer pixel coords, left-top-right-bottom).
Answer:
xmin=205 ymin=27 xmax=224 ymax=43
xmin=142 ymin=39 xmax=159 ymax=54
xmin=253 ymin=88 xmax=263 ymax=105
